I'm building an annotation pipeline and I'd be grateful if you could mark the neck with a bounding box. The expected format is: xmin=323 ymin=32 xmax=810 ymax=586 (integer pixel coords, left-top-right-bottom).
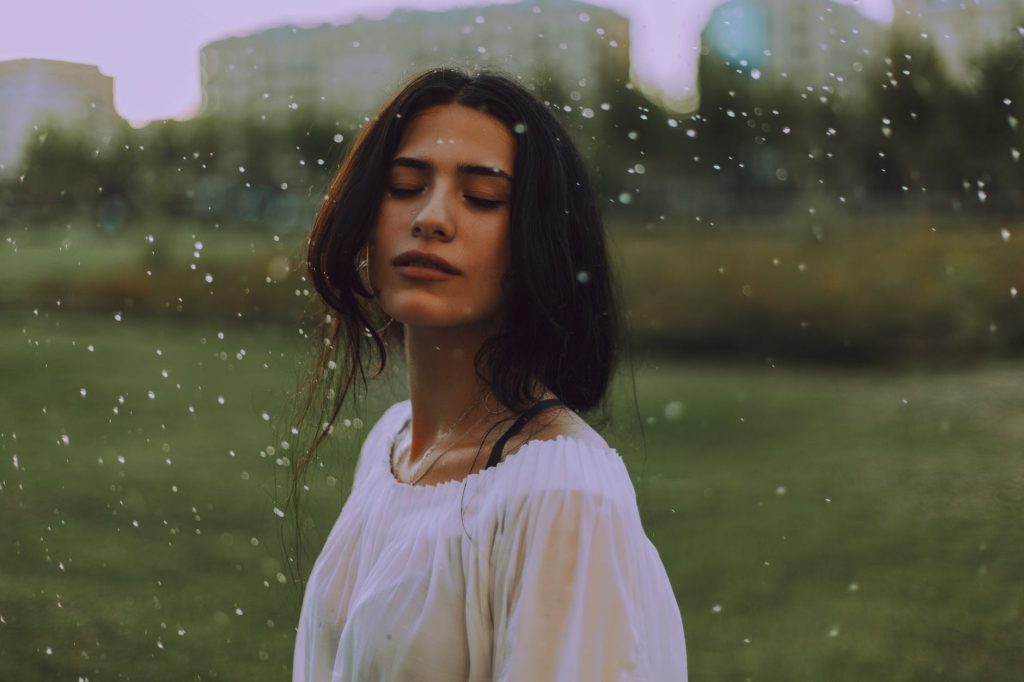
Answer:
xmin=402 ymin=321 xmax=502 ymax=465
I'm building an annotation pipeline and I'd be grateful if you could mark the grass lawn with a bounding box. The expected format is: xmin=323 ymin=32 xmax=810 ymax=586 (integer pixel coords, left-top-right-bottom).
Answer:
xmin=1 ymin=310 xmax=1022 ymax=680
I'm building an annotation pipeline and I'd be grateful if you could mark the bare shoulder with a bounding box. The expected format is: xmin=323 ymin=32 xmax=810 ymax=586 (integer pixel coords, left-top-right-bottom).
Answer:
xmin=522 ymin=402 xmax=609 ymax=451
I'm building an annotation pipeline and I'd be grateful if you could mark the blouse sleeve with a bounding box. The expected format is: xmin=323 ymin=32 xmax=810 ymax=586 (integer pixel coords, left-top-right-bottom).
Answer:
xmin=489 ymin=485 xmax=645 ymax=681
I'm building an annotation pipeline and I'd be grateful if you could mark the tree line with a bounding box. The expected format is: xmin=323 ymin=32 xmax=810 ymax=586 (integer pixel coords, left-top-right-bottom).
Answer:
xmin=2 ymin=29 xmax=1022 ymax=230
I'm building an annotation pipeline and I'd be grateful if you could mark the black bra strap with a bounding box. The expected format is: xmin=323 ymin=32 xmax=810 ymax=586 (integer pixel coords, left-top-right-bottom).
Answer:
xmin=485 ymin=398 xmax=565 ymax=470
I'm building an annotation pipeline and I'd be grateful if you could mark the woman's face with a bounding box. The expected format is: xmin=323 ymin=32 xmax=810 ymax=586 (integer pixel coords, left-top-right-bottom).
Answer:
xmin=368 ymin=103 xmax=516 ymax=332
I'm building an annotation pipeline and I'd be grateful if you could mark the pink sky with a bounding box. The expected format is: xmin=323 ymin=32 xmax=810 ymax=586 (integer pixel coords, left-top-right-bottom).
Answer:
xmin=0 ymin=0 xmax=893 ymax=125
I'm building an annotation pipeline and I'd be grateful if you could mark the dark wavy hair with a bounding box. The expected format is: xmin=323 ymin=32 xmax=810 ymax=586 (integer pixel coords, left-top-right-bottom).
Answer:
xmin=286 ymin=66 xmax=627 ymax=580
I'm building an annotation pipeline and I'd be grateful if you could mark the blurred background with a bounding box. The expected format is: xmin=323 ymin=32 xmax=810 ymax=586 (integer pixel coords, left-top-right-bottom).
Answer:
xmin=1 ymin=0 xmax=1022 ymax=679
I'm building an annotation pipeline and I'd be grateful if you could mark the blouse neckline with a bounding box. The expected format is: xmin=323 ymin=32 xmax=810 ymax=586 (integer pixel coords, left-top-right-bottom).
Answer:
xmin=379 ymin=401 xmax=619 ymax=496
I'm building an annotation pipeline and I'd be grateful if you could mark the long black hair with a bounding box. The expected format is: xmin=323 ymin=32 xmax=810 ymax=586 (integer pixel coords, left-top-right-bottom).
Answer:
xmin=287 ymin=66 xmax=627 ymax=581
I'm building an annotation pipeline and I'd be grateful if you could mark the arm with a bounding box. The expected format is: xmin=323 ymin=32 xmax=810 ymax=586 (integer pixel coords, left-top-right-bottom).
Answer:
xmin=490 ymin=487 xmax=643 ymax=681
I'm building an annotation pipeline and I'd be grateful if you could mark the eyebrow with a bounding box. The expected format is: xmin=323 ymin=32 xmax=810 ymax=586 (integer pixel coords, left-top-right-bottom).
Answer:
xmin=391 ymin=156 xmax=513 ymax=182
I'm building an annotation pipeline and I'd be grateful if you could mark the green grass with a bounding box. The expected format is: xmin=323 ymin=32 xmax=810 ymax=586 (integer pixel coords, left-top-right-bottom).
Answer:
xmin=4 ymin=220 xmax=1023 ymax=361
xmin=2 ymin=311 xmax=1023 ymax=680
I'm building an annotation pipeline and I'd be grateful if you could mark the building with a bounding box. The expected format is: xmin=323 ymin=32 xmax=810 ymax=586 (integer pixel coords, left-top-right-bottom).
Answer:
xmin=894 ymin=0 xmax=1024 ymax=85
xmin=199 ymin=0 xmax=630 ymax=121
xmin=0 ymin=59 xmax=122 ymax=174
xmin=702 ymin=0 xmax=885 ymax=96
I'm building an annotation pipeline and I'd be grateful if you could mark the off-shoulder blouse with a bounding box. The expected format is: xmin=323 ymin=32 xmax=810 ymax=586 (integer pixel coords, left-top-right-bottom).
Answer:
xmin=293 ymin=400 xmax=687 ymax=681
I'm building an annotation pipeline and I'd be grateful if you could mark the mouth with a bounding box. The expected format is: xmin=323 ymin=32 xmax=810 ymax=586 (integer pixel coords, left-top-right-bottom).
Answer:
xmin=391 ymin=250 xmax=461 ymax=275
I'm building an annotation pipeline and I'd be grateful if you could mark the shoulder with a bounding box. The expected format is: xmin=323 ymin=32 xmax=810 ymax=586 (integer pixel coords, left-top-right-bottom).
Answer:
xmin=488 ymin=429 xmax=637 ymax=520
xmin=354 ymin=400 xmax=410 ymax=486
xmin=497 ymin=401 xmax=609 ymax=465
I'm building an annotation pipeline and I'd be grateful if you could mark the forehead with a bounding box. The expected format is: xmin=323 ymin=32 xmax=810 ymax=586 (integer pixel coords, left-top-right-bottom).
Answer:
xmin=395 ymin=103 xmax=516 ymax=171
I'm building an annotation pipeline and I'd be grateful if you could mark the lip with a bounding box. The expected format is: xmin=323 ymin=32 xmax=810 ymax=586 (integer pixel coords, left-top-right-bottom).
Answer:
xmin=391 ymin=249 xmax=461 ymax=275
xmin=394 ymin=265 xmax=459 ymax=281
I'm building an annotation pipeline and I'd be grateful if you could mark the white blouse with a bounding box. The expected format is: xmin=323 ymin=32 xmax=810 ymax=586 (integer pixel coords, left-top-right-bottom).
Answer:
xmin=293 ymin=400 xmax=687 ymax=681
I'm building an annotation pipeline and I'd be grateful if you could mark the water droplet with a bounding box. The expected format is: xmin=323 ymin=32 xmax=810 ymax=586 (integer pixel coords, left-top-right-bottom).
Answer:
xmin=664 ymin=401 xmax=685 ymax=420
xmin=618 ymin=192 xmax=632 ymax=205
xmin=1002 ymin=228 xmax=1011 ymax=241
xmin=273 ymin=507 xmax=285 ymax=518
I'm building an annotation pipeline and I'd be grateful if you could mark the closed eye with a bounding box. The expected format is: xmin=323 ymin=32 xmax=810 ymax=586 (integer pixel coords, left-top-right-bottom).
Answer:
xmin=388 ymin=186 xmax=422 ymax=197
xmin=464 ymin=196 xmax=504 ymax=209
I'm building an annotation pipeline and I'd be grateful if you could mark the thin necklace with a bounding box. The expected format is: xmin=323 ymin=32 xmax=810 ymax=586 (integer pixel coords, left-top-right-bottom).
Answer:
xmin=393 ymin=392 xmax=488 ymax=485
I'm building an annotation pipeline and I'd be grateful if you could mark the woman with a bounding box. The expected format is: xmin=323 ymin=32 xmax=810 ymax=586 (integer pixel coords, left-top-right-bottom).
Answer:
xmin=292 ymin=67 xmax=687 ymax=681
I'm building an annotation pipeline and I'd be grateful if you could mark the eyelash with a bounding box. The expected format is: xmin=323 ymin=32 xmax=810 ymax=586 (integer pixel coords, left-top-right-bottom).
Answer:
xmin=387 ymin=187 xmax=504 ymax=210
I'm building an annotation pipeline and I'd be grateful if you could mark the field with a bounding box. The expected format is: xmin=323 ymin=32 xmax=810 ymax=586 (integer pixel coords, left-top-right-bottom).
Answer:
xmin=2 ymin=309 xmax=1022 ymax=680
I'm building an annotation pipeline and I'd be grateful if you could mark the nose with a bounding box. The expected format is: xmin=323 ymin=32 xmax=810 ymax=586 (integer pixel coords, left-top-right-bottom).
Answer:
xmin=411 ymin=184 xmax=454 ymax=240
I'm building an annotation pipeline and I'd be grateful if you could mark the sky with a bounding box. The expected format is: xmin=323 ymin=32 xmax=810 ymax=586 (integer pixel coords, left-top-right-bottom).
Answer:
xmin=0 ymin=0 xmax=893 ymax=125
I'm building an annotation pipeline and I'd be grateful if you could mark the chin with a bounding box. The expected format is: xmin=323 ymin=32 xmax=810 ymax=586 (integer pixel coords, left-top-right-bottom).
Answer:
xmin=382 ymin=291 xmax=504 ymax=331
